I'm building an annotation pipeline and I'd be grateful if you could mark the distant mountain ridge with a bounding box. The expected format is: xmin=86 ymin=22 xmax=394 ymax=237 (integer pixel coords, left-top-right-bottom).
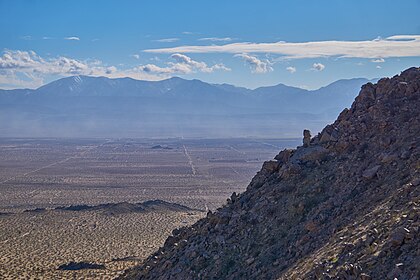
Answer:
xmin=0 ymin=75 xmax=377 ymax=138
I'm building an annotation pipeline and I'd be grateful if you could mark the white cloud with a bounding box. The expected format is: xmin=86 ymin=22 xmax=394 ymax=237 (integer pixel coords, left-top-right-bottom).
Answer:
xmin=198 ymin=37 xmax=233 ymax=42
xmin=143 ymin=35 xmax=420 ymax=59
xmin=0 ymin=50 xmax=94 ymax=76
xmin=312 ymin=63 xmax=325 ymax=71
xmin=371 ymin=58 xmax=385 ymax=63
xmin=376 ymin=65 xmax=382 ymax=69
xmin=132 ymin=54 xmax=140 ymax=59
xmin=20 ymin=35 xmax=32 ymax=40
xmin=42 ymin=36 xmax=52 ymax=40
xmin=54 ymin=56 xmax=90 ymax=74
xmin=386 ymin=35 xmax=418 ymax=41
xmin=234 ymin=53 xmax=273 ymax=74
xmin=171 ymin=53 xmax=215 ymax=73
xmin=138 ymin=53 xmax=230 ymax=74
xmin=0 ymin=50 xmax=163 ymax=89
xmin=137 ymin=64 xmax=176 ymax=74
xmin=153 ymin=38 xmax=179 ymax=43
xmin=64 ymin=36 xmax=80 ymax=41
xmin=182 ymin=31 xmax=195 ymax=35
xmin=286 ymin=66 xmax=296 ymax=73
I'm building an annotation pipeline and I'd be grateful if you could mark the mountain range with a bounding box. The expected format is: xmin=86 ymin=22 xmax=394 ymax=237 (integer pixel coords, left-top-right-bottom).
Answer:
xmin=0 ymin=76 xmax=376 ymax=138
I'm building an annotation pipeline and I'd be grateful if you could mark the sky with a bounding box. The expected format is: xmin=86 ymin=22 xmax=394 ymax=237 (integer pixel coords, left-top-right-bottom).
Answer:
xmin=0 ymin=0 xmax=419 ymax=90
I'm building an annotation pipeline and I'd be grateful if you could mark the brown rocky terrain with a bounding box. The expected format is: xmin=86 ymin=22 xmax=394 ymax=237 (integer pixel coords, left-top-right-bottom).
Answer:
xmin=119 ymin=67 xmax=420 ymax=280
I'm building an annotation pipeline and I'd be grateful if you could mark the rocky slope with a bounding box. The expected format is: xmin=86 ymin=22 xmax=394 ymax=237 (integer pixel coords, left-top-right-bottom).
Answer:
xmin=119 ymin=68 xmax=419 ymax=280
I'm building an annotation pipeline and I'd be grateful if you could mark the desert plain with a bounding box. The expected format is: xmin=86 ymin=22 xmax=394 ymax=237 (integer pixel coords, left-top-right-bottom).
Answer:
xmin=0 ymin=137 xmax=299 ymax=279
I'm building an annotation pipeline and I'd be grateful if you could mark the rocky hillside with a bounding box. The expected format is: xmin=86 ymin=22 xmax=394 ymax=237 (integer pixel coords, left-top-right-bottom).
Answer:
xmin=119 ymin=68 xmax=419 ymax=280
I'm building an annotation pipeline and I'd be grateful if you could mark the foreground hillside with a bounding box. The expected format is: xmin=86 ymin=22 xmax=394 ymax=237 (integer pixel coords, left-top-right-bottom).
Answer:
xmin=120 ymin=67 xmax=419 ymax=279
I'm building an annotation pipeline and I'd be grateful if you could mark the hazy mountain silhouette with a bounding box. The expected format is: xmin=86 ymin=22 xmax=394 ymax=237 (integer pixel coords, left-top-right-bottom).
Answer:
xmin=0 ymin=76 xmax=376 ymax=138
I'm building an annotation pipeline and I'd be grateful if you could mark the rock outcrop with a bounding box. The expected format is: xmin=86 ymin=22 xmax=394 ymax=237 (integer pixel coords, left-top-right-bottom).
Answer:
xmin=119 ymin=68 xmax=420 ymax=280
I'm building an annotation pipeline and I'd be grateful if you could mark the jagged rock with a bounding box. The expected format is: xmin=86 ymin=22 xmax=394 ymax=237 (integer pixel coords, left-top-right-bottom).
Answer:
xmin=118 ymin=67 xmax=420 ymax=280
xmin=290 ymin=145 xmax=329 ymax=164
xmin=278 ymin=162 xmax=301 ymax=178
xmin=362 ymin=165 xmax=381 ymax=180
xmin=230 ymin=192 xmax=238 ymax=203
xmin=305 ymin=221 xmax=319 ymax=232
xmin=380 ymin=153 xmax=398 ymax=163
xmin=400 ymin=149 xmax=411 ymax=159
xmin=388 ymin=227 xmax=407 ymax=247
xmin=261 ymin=160 xmax=280 ymax=173
xmin=274 ymin=149 xmax=293 ymax=163
xmin=360 ymin=273 xmax=372 ymax=280
xmin=303 ymin=129 xmax=311 ymax=147
xmin=319 ymin=130 xmax=332 ymax=143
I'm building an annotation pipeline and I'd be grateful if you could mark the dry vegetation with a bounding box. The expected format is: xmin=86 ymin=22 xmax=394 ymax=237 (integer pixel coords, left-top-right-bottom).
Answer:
xmin=0 ymin=209 xmax=202 ymax=279
xmin=0 ymin=137 xmax=299 ymax=279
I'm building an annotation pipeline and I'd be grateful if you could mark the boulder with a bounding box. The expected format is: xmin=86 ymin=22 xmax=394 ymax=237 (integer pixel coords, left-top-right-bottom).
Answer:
xmin=303 ymin=129 xmax=311 ymax=147
xmin=362 ymin=165 xmax=380 ymax=180
xmin=274 ymin=149 xmax=293 ymax=163
xmin=261 ymin=160 xmax=280 ymax=173
xmin=290 ymin=146 xmax=329 ymax=164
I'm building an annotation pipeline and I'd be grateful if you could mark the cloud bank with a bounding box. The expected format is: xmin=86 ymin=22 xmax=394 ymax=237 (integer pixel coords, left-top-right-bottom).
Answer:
xmin=0 ymin=50 xmax=160 ymax=88
xmin=0 ymin=50 xmax=229 ymax=89
xmin=138 ymin=53 xmax=230 ymax=74
xmin=143 ymin=35 xmax=420 ymax=59
xmin=234 ymin=54 xmax=273 ymax=73
xmin=0 ymin=50 xmax=89 ymax=75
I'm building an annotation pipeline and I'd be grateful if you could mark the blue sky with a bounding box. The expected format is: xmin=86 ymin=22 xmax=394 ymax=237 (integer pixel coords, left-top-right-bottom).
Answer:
xmin=1 ymin=0 xmax=419 ymax=89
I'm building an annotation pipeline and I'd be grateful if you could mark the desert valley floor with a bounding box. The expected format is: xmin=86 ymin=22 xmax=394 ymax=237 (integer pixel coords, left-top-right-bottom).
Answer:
xmin=0 ymin=137 xmax=299 ymax=279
